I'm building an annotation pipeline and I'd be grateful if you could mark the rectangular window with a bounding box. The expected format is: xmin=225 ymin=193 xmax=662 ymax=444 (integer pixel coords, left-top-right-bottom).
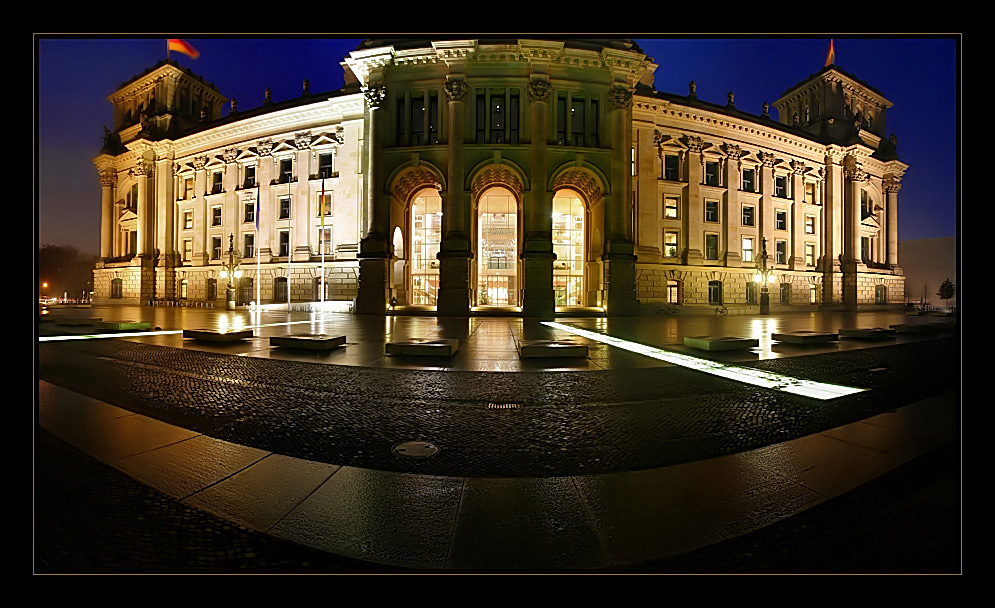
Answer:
xmin=705 ymin=161 xmax=719 ymax=186
xmin=183 ymin=210 xmax=193 ymax=230
xmin=664 ymin=231 xmax=679 ymax=258
xmin=742 ymin=205 xmax=755 ymax=227
xmin=490 ymin=94 xmax=505 ymax=144
xmin=318 ymin=192 xmax=332 ymax=217
xmin=182 ymin=239 xmax=192 ymax=262
xmin=279 ymin=158 xmax=293 ymax=183
xmin=318 ymin=153 xmax=334 ymax=179
xmin=588 ymin=98 xmax=597 ymax=145
xmin=318 ymin=227 xmax=333 ymax=255
xmin=705 ymin=233 xmax=719 ymax=260
xmin=806 ymin=182 xmax=816 ymax=204
xmin=570 ymin=97 xmax=584 ymax=146
xmin=181 ymin=177 xmax=193 ymax=200
xmin=805 ymin=214 xmax=815 ymax=234
xmin=428 ymin=92 xmax=439 ymax=144
xmin=742 ymin=237 xmax=754 ymax=263
xmin=244 ymin=166 xmax=256 ymax=188
xmin=862 ymin=236 xmax=871 ymax=261
xmin=776 ymin=240 xmax=787 ymax=264
xmin=211 ymin=171 xmax=223 ymax=194
xmin=705 ymin=200 xmax=719 ymax=223
xmin=279 ymin=231 xmax=290 ymax=257
xmin=412 ymin=95 xmax=425 ymax=144
xmin=476 ymin=92 xmax=486 ymax=143
xmin=742 ymin=168 xmax=755 ymax=192
xmin=664 ymin=154 xmax=679 ymax=181
xmin=747 ymin=282 xmax=758 ymax=304
xmin=211 ymin=206 xmax=222 ymax=227
xmin=556 ymin=96 xmax=566 ymax=144
xmin=708 ymin=280 xmax=722 ymax=305
xmin=775 ymin=175 xmax=787 ymax=198
xmin=397 ymin=96 xmax=406 ymax=144
xmin=776 ymin=210 xmax=787 ymax=230
xmin=805 ymin=243 xmax=816 ymax=266
xmin=212 ymin=236 xmax=222 ymax=260
xmin=279 ymin=196 xmax=291 ymax=220
xmin=664 ymin=196 xmax=679 ymax=219
xmin=243 ymin=233 xmax=254 ymax=259
xmin=244 ymin=202 xmax=255 ymax=224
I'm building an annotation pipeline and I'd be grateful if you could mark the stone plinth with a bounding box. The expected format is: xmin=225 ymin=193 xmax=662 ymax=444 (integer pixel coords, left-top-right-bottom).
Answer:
xmin=270 ymin=335 xmax=346 ymax=350
xmin=182 ymin=329 xmax=254 ymax=342
xmin=683 ymin=336 xmax=759 ymax=351
xmin=771 ymin=331 xmax=839 ymax=344
xmin=838 ymin=328 xmax=897 ymax=339
xmin=517 ymin=339 xmax=589 ymax=358
xmin=385 ymin=338 xmax=459 ymax=356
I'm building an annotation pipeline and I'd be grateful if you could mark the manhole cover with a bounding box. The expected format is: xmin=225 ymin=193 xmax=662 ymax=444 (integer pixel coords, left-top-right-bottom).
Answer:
xmin=393 ymin=441 xmax=440 ymax=458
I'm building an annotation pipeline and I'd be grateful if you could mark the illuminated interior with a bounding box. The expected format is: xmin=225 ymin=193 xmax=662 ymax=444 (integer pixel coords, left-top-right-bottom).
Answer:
xmin=410 ymin=190 xmax=442 ymax=306
xmin=477 ymin=189 xmax=518 ymax=306
xmin=552 ymin=190 xmax=585 ymax=306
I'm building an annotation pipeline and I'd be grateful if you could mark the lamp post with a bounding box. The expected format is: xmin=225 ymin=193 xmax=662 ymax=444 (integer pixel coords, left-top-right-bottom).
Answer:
xmin=218 ymin=233 xmax=243 ymax=310
xmin=754 ymin=237 xmax=770 ymax=315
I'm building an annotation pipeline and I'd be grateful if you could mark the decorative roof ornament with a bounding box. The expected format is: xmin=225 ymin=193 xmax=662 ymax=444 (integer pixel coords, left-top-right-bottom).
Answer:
xmin=726 ymin=91 xmax=735 ymax=108
xmin=688 ymin=80 xmax=697 ymax=99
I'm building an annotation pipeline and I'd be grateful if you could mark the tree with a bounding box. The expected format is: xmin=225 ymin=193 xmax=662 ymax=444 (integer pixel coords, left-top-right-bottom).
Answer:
xmin=38 ymin=245 xmax=98 ymax=301
xmin=937 ymin=278 xmax=956 ymax=308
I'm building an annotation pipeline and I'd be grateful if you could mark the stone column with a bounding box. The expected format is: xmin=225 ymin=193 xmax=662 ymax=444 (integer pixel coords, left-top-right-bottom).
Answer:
xmin=256 ymin=140 xmax=274 ymax=261
xmin=685 ymin=138 xmax=705 ymax=265
xmin=356 ymin=84 xmax=391 ymax=315
xmin=521 ymin=76 xmax=555 ymax=319
xmin=603 ymin=83 xmax=638 ymax=316
xmin=885 ymin=177 xmax=901 ymax=266
xmin=758 ymin=152 xmax=776 ymax=254
xmin=292 ymin=132 xmax=313 ymax=262
xmin=842 ymin=154 xmax=866 ymax=310
xmin=132 ymin=160 xmax=153 ymax=258
xmin=155 ymin=155 xmax=177 ymax=299
xmin=98 ymin=168 xmax=115 ymax=259
xmin=193 ymin=156 xmax=209 ymax=265
xmin=437 ymin=76 xmax=471 ymax=317
xmin=789 ymin=160 xmax=806 ymax=270
xmin=723 ymin=146 xmax=742 ymax=267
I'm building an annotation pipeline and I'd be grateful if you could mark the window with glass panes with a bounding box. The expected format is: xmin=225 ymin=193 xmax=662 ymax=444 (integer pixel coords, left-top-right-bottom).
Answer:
xmin=742 ymin=237 xmax=754 ymax=262
xmin=776 ymin=210 xmax=787 ymax=230
xmin=212 ymin=236 xmax=222 ymax=259
xmin=279 ymin=158 xmax=293 ymax=183
xmin=243 ymin=233 xmax=254 ymax=258
xmin=664 ymin=196 xmax=679 ymax=219
xmin=318 ymin=153 xmax=334 ymax=178
xmin=776 ymin=240 xmax=787 ymax=264
xmin=278 ymin=231 xmax=290 ymax=257
xmin=705 ymin=161 xmax=719 ymax=186
xmin=279 ymin=196 xmax=291 ymax=219
xmin=705 ymin=200 xmax=719 ymax=222
xmin=742 ymin=168 xmax=755 ymax=192
xmin=244 ymin=202 xmax=254 ymax=223
xmin=805 ymin=243 xmax=816 ymax=266
xmin=317 ymin=227 xmax=332 ymax=255
xmin=664 ymin=154 xmax=679 ymax=181
xmin=805 ymin=214 xmax=815 ymax=234
xmin=317 ymin=192 xmax=332 ymax=217
xmin=244 ymin=166 xmax=256 ymax=188
xmin=183 ymin=210 xmax=193 ymax=230
xmin=411 ymin=190 xmax=442 ymax=305
xmin=705 ymin=233 xmax=719 ymax=260
xmin=742 ymin=205 xmax=755 ymax=226
xmin=211 ymin=171 xmax=223 ymax=194
xmin=664 ymin=231 xmax=679 ymax=258
xmin=212 ymin=206 xmax=222 ymax=226
xmin=775 ymin=175 xmax=787 ymax=197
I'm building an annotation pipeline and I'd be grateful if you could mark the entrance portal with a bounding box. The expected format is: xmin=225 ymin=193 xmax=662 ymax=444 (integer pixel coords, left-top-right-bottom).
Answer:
xmin=410 ymin=190 xmax=442 ymax=305
xmin=552 ymin=190 xmax=585 ymax=306
xmin=477 ymin=190 xmax=518 ymax=306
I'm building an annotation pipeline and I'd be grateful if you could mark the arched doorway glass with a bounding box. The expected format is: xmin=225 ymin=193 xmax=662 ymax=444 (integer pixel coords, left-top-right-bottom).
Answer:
xmin=477 ymin=189 xmax=518 ymax=306
xmin=552 ymin=190 xmax=585 ymax=306
xmin=410 ymin=189 xmax=442 ymax=305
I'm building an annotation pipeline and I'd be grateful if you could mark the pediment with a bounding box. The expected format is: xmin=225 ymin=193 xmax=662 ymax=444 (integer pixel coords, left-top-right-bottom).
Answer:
xmin=119 ymin=209 xmax=138 ymax=224
xmin=270 ymin=140 xmax=298 ymax=155
xmin=311 ymin=131 xmax=344 ymax=147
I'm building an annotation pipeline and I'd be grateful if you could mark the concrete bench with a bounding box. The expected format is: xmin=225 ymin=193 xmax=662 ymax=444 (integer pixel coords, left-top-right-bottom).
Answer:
xmin=270 ymin=335 xmax=346 ymax=350
xmin=95 ymin=321 xmax=152 ymax=331
xmin=771 ymin=331 xmax=839 ymax=344
xmin=517 ymin=339 xmax=589 ymax=358
xmin=683 ymin=336 xmax=759 ymax=351
xmin=182 ymin=329 xmax=254 ymax=342
xmin=838 ymin=327 xmax=897 ymax=339
xmin=385 ymin=338 xmax=459 ymax=356
xmin=55 ymin=317 xmax=102 ymax=326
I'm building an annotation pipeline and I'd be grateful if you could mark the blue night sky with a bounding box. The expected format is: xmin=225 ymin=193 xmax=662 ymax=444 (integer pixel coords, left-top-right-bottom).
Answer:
xmin=36 ymin=35 xmax=959 ymax=255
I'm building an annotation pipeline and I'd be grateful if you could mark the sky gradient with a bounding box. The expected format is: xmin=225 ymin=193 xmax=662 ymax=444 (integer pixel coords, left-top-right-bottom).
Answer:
xmin=35 ymin=36 xmax=959 ymax=255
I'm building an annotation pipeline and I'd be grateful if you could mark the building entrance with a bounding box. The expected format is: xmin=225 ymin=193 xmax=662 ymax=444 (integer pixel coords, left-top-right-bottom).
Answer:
xmin=552 ymin=190 xmax=585 ymax=306
xmin=410 ymin=190 xmax=442 ymax=305
xmin=476 ymin=190 xmax=518 ymax=306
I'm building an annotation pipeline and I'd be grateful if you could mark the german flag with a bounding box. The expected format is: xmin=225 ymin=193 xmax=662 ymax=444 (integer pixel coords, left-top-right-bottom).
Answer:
xmin=824 ymin=39 xmax=835 ymax=67
xmin=167 ymin=39 xmax=200 ymax=60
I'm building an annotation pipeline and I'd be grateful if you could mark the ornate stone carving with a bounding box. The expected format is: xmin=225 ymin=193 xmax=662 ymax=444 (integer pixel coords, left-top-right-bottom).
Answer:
xmin=722 ymin=143 xmax=746 ymax=160
xmin=364 ymin=84 xmax=387 ymax=108
xmin=818 ymin=167 xmax=827 ymax=182
xmin=443 ymin=77 xmax=468 ymax=102
xmin=302 ymin=78 xmax=310 ymax=96
xmin=193 ymin=156 xmax=208 ymax=170
xmin=294 ymin=131 xmax=312 ymax=149
xmin=883 ymin=176 xmax=902 ymax=192
xmin=759 ymin=152 xmax=777 ymax=168
xmin=257 ymin=139 xmax=274 ymax=157
xmin=332 ymin=126 xmax=345 ymax=145
xmin=790 ymin=160 xmax=808 ymax=175
xmin=607 ymin=84 xmax=632 ymax=111
xmin=551 ymin=168 xmax=602 ymax=204
xmin=762 ymin=101 xmax=770 ymax=117
xmin=222 ymin=147 xmax=238 ymax=163
xmin=471 ymin=165 xmax=524 ymax=202
xmin=843 ymin=155 xmax=867 ymax=181
xmin=527 ymin=78 xmax=551 ymax=103
xmin=726 ymin=91 xmax=735 ymax=107
xmin=688 ymin=80 xmax=697 ymax=98
xmin=393 ymin=167 xmax=444 ymax=205
xmin=684 ymin=135 xmax=706 ymax=154
xmin=130 ymin=160 xmax=153 ymax=177
xmin=98 ymin=169 xmax=116 ymax=187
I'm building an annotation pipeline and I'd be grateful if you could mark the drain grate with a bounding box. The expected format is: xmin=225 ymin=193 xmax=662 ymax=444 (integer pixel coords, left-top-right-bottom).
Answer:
xmin=487 ymin=402 xmax=521 ymax=410
xmin=393 ymin=441 xmax=439 ymax=458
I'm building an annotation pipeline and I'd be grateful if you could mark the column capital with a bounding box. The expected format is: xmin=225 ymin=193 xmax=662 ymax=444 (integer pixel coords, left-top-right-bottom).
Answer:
xmin=884 ymin=176 xmax=903 ymax=193
xmin=527 ymin=78 xmax=551 ymax=103
xmin=294 ymin=131 xmax=313 ymax=150
xmin=758 ymin=151 xmax=777 ymax=169
xmin=130 ymin=160 xmax=153 ymax=177
xmin=607 ymin=83 xmax=633 ymax=111
xmin=443 ymin=77 xmax=468 ymax=102
xmin=364 ymin=84 xmax=387 ymax=108
xmin=98 ymin=168 xmax=116 ymax=187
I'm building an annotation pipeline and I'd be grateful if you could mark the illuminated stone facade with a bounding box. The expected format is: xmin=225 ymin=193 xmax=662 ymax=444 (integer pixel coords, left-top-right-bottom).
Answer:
xmin=93 ymin=40 xmax=906 ymax=314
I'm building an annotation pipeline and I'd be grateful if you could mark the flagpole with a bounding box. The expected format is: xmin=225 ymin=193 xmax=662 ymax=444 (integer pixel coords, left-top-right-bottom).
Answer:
xmin=255 ymin=183 xmax=261 ymax=308
xmin=320 ymin=177 xmax=326 ymax=306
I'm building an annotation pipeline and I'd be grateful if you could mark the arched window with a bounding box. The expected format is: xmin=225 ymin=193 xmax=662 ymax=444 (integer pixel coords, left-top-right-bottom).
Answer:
xmin=410 ymin=188 xmax=442 ymax=305
xmin=875 ymin=284 xmax=887 ymax=305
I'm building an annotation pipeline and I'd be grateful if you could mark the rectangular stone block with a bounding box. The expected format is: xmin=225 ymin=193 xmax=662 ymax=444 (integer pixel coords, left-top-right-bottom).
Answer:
xmin=838 ymin=328 xmax=897 ymax=339
xmin=385 ymin=338 xmax=459 ymax=356
xmin=771 ymin=331 xmax=839 ymax=344
xmin=95 ymin=321 xmax=152 ymax=331
xmin=270 ymin=335 xmax=346 ymax=350
xmin=517 ymin=339 xmax=589 ymax=358
xmin=683 ymin=336 xmax=759 ymax=351
xmin=182 ymin=329 xmax=254 ymax=342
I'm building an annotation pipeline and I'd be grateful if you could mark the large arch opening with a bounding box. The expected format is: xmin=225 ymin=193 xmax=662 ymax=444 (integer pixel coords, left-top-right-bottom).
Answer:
xmin=552 ymin=189 xmax=586 ymax=306
xmin=475 ymin=187 xmax=519 ymax=306
xmin=409 ymin=188 xmax=442 ymax=306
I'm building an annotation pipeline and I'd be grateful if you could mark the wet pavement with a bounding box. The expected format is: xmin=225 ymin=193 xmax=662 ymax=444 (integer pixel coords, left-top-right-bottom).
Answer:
xmin=35 ymin=306 xmax=962 ymax=573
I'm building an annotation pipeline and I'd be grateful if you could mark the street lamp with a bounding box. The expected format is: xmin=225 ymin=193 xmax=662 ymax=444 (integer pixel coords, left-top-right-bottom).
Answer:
xmin=753 ymin=237 xmax=771 ymax=315
xmin=218 ymin=233 xmax=243 ymax=310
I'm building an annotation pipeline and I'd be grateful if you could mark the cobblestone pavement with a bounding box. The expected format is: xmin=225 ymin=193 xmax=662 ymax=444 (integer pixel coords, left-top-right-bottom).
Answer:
xmin=35 ymin=314 xmax=961 ymax=573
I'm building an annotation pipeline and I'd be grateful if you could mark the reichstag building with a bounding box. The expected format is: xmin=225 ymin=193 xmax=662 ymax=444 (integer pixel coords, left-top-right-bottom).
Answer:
xmin=92 ymin=38 xmax=907 ymax=316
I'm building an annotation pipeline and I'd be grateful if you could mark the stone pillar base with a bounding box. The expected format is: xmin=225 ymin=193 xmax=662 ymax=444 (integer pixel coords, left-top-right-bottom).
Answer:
xmin=356 ymin=258 xmax=389 ymax=315
xmin=604 ymin=255 xmax=639 ymax=316
xmin=437 ymin=254 xmax=471 ymax=317
xmin=686 ymin=249 xmax=704 ymax=266
xmin=522 ymin=253 xmax=555 ymax=319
